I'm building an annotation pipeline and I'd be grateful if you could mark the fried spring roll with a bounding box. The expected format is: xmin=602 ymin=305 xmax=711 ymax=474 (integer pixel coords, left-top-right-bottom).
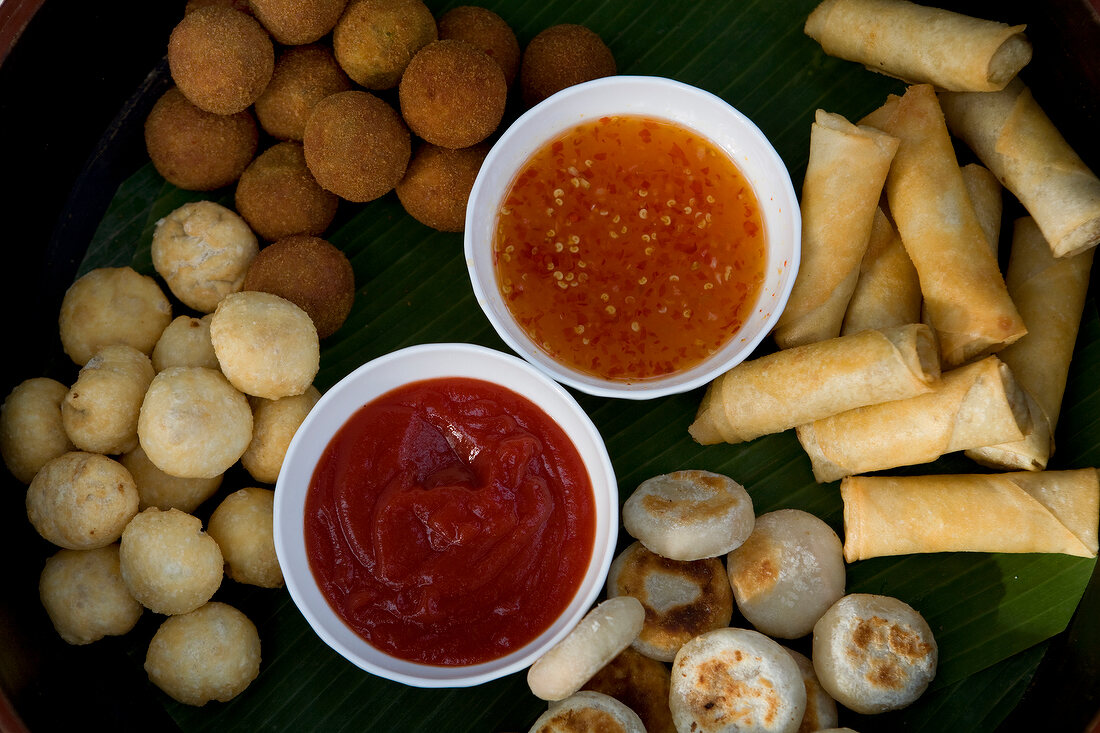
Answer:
xmin=796 ymin=355 xmax=1030 ymax=483
xmin=961 ymin=163 xmax=1003 ymax=254
xmin=841 ymin=469 xmax=1100 ymax=561
xmin=774 ymin=110 xmax=898 ymax=349
xmin=967 ymin=218 xmax=1095 ymax=470
xmin=689 ymin=324 xmax=939 ymax=446
xmin=804 ymin=0 xmax=1032 ymax=92
xmin=940 ymin=79 xmax=1100 ymax=258
xmin=841 ymin=207 xmax=921 ymax=335
xmin=879 ymin=84 xmax=1026 ymax=367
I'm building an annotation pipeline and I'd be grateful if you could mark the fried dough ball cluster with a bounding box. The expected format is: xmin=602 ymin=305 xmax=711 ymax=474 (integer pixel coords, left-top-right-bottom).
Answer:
xmin=520 ymin=23 xmax=617 ymax=107
xmin=168 ymin=6 xmax=274 ymax=115
xmin=254 ymin=45 xmax=352 ymax=141
xmin=235 ymin=142 xmax=339 ymax=241
xmin=145 ymin=87 xmax=258 ymax=191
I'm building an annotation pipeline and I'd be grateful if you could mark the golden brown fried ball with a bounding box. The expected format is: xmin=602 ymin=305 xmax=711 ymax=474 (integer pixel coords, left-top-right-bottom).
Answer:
xmin=399 ymin=40 xmax=507 ymax=149
xmin=234 ymin=142 xmax=338 ymax=242
xmin=303 ymin=90 xmax=410 ymax=202
xmin=207 ymin=487 xmax=282 ymax=588
xmin=396 ymin=143 xmax=487 ymax=232
xmin=168 ymin=6 xmax=274 ymax=115
xmin=1 ymin=378 xmax=74 ymax=485
xmin=248 ymin=0 xmax=346 ymax=45
xmin=40 ymin=545 xmax=143 ymax=646
xmin=242 ymin=235 xmax=355 ymax=338
xmin=437 ymin=6 xmax=520 ymax=87
xmin=185 ymin=0 xmax=252 ymax=15
xmin=332 ymin=0 xmax=436 ymax=89
xmin=520 ymin=23 xmax=616 ymax=108
xmin=145 ymin=87 xmax=258 ymax=191
xmin=254 ymin=45 xmax=353 ymax=141
xmin=26 ymin=452 xmax=139 ymax=550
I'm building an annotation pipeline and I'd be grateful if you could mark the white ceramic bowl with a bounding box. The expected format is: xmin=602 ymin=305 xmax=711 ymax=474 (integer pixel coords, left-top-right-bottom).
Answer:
xmin=465 ymin=75 xmax=801 ymax=399
xmin=273 ymin=343 xmax=618 ymax=688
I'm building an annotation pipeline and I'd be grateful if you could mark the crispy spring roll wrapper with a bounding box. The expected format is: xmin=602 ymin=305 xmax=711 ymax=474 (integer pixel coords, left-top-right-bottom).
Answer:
xmin=967 ymin=218 xmax=1096 ymax=470
xmin=804 ymin=0 xmax=1032 ymax=92
xmin=841 ymin=207 xmax=922 ymax=335
xmin=879 ymin=84 xmax=1026 ymax=367
xmin=841 ymin=469 xmax=1100 ymax=561
xmin=961 ymin=163 xmax=1002 ymax=254
xmin=796 ymin=355 xmax=1030 ymax=483
xmin=940 ymin=79 xmax=1100 ymax=258
xmin=689 ymin=323 xmax=939 ymax=446
xmin=774 ymin=110 xmax=899 ymax=349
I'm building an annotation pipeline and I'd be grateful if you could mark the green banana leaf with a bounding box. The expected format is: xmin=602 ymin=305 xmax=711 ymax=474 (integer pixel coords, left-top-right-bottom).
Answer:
xmin=71 ymin=0 xmax=1098 ymax=730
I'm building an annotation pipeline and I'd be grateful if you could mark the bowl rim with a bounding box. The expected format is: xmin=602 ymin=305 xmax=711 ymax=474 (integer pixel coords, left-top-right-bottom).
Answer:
xmin=464 ymin=74 xmax=801 ymax=400
xmin=273 ymin=342 xmax=619 ymax=688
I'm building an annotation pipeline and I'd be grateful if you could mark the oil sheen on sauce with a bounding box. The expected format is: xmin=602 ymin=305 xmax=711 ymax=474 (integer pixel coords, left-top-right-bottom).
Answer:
xmin=304 ymin=377 xmax=595 ymax=667
xmin=494 ymin=115 xmax=767 ymax=381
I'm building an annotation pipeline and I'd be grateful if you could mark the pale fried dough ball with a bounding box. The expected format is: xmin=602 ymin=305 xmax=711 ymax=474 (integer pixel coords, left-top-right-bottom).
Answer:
xmin=121 ymin=444 xmax=223 ymax=513
xmin=520 ymin=24 xmax=616 ymax=108
xmin=332 ymin=0 xmax=436 ymax=89
xmin=120 ymin=507 xmax=224 ymax=615
xmin=1 ymin=378 xmax=74 ymax=484
xmin=62 ymin=344 xmax=155 ymax=456
xmin=399 ymin=40 xmax=507 ymax=149
xmin=152 ymin=315 xmax=220 ymax=372
xmin=529 ymin=691 xmax=645 ymax=733
xmin=59 ymin=267 xmax=173 ymax=366
xmin=248 ymin=0 xmax=346 ymax=45
xmin=240 ymin=235 xmax=355 ymax=338
xmin=254 ymin=45 xmax=353 ymax=141
xmin=437 ymin=5 xmax=520 ymax=86
xmin=152 ymin=201 xmax=259 ymax=313
xmin=234 ymin=142 xmax=339 ymax=241
xmin=210 ymin=291 xmax=320 ymax=399
xmin=26 ymin=452 xmax=139 ymax=550
xmin=145 ymin=602 xmax=260 ymax=706
xmin=242 ymin=386 xmax=321 ymax=483
xmin=208 ymin=487 xmax=282 ymax=587
xmin=39 ymin=545 xmax=143 ymax=645
xmin=168 ymin=6 xmax=274 ymax=115
xmin=303 ymin=90 xmax=411 ymax=202
xmin=144 ymin=87 xmax=258 ymax=191
xmin=138 ymin=367 xmax=253 ymax=479
xmin=396 ymin=143 xmax=487 ymax=232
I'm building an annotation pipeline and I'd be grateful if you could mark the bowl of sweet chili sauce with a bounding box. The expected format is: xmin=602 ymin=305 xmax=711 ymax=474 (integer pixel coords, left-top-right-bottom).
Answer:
xmin=273 ymin=343 xmax=618 ymax=687
xmin=465 ymin=75 xmax=801 ymax=399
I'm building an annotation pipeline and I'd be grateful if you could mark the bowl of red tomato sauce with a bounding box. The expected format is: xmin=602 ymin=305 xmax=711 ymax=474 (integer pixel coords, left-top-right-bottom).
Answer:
xmin=465 ymin=75 xmax=801 ymax=399
xmin=273 ymin=343 xmax=618 ymax=687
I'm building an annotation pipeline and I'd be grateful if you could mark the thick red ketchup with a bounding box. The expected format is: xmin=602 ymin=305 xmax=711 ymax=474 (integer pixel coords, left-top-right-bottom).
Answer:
xmin=304 ymin=377 xmax=596 ymax=666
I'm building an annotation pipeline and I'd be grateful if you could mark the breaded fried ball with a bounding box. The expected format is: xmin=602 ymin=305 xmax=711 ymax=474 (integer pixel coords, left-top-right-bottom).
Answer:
xmin=241 ymin=386 xmax=321 ymax=483
xmin=168 ymin=6 xmax=274 ymax=115
xmin=437 ymin=6 xmax=520 ymax=86
xmin=152 ymin=200 xmax=259 ymax=313
xmin=520 ymin=23 xmax=616 ymax=108
xmin=235 ymin=142 xmax=339 ymax=242
xmin=120 ymin=507 xmax=224 ymax=615
xmin=399 ymin=40 xmax=507 ymax=149
xmin=241 ymin=235 xmax=355 ymax=338
xmin=145 ymin=87 xmax=258 ymax=191
xmin=254 ymin=45 xmax=353 ymax=141
xmin=186 ymin=0 xmax=252 ymax=15
xmin=248 ymin=0 xmax=346 ymax=45
xmin=210 ymin=291 xmax=320 ymax=399
xmin=138 ymin=367 xmax=253 ymax=479
xmin=40 ymin=545 xmax=143 ymax=645
xmin=208 ymin=487 xmax=282 ymax=587
xmin=59 ymin=267 xmax=173 ymax=366
xmin=121 ymin=444 xmax=223 ymax=513
xmin=332 ymin=0 xmax=436 ymax=89
xmin=26 ymin=452 xmax=139 ymax=550
xmin=1 ymin=378 xmax=74 ymax=485
xmin=152 ymin=315 xmax=220 ymax=373
xmin=303 ymin=90 xmax=410 ymax=202
xmin=62 ymin=344 xmax=155 ymax=456
xmin=396 ymin=143 xmax=487 ymax=232
xmin=145 ymin=602 xmax=260 ymax=706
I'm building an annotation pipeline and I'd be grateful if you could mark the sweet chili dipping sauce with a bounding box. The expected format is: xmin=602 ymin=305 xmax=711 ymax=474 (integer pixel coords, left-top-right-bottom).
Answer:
xmin=304 ymin=377 xmax=595 ymax=667
xmin=494 ymin=115 xmax=767 ymax=381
